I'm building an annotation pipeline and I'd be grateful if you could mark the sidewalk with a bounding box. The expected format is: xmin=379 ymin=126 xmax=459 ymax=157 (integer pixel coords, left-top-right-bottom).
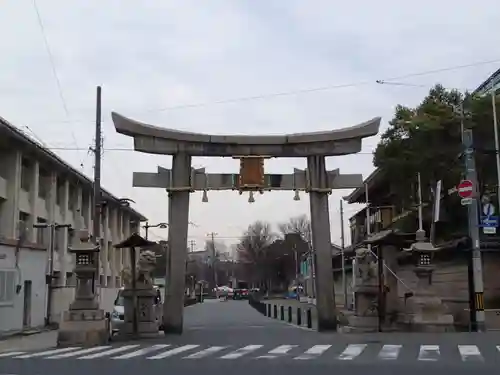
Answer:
xmin=0 ymin=330 xmax=57 ymax=352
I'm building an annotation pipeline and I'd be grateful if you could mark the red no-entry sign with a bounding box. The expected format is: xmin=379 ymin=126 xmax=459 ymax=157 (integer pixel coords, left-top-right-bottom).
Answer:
xmin=458 ymin=180 xmax=474 ymax=198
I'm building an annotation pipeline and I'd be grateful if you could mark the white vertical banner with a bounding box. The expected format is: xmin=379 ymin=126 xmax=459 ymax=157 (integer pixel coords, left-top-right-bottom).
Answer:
xmin=434 ymin=180 xmax=442 ymax=223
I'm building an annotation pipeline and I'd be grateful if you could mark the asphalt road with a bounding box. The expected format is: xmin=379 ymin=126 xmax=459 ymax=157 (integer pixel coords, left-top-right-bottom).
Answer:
xmin=1 ymin=300 xmax=500 ymax=375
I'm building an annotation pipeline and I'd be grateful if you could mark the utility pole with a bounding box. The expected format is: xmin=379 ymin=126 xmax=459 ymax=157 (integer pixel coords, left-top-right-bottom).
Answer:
xmin=463 ymin=127 xmax=486 ymax=331
xmin=93 ymin=86 xmax=102 ymax=293
xmin=340 ymin=199 xmax=347 ymax=308
xmin=490 ymin=88 xmax=500 ymax=214
xmin=34 ymin=222 xmax=71 ymax=326
xmin=208 ymin=232 xmax=218 ymax=289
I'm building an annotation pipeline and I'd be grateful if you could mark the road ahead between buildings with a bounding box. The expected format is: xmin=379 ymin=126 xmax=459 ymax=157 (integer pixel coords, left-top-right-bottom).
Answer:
xmin=2 ymin=300 xmax=500 ymax=375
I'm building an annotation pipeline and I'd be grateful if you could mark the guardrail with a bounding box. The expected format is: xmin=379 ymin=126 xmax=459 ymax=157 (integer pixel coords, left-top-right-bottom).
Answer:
xmin=248 ymin=294 xmax=314 ymax=329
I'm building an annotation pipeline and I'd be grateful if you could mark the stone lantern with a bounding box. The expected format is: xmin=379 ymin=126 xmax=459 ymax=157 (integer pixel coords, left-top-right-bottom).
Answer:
xmin=411 ymin=241 xmax=436 ymax=289
xmin=403 ymin=240 xmax=454 ymax=332
xmin=57 ymin=227 xmax=108 ymax=347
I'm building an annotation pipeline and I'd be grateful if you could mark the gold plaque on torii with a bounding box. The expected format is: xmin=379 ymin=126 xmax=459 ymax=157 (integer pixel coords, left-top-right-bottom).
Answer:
xmin=233 ymin=156 xmax=269 ymax=190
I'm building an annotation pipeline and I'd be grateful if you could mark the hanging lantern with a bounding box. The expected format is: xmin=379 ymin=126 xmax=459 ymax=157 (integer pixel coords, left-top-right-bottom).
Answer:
xmin=293 ymin=190 xmax=300 ymax=201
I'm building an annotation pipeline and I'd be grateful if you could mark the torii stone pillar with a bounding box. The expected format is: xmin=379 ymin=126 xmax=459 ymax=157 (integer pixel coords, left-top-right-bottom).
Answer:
xmin=111 ymin=111 xmax=380 ymax=334
xmin=307 ymin=155 xmax=337 ymax=330
xmin=164 ymin=153 xmax=192 ymax=334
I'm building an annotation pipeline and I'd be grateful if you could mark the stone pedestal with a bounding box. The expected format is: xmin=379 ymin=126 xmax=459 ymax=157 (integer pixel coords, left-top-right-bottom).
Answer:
xmin=57 ymin=308 xmax=108 ymax=347
xmin=349 ymin=282 xmax=379 ymax=332
xmin=404 ymin=267 xmax=455 ymax=332
xmin=116 ymin=285 xmax=159 ymax=339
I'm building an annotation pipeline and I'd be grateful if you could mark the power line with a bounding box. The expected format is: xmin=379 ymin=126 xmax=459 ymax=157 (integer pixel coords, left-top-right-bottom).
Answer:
xmin=136 ymin=58 xmax=500 ymax=114
xmin=10 ymin=57 xmax=500 ymax=128
xmin=31 ymin=0 xmax=84 ymax=168
xmin=14 ymin=56 xmax=500 ymax=126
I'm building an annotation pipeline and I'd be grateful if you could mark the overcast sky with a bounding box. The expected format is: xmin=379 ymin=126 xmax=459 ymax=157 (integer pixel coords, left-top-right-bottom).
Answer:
xmin=1 ymin=0 xmax=499 ymax=249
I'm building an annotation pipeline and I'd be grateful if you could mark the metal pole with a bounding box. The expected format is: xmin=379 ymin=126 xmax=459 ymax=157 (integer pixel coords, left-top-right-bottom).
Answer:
xmin=365 ymin=183 xmax=370 ymax=238
xmin=210 ymin=232 xmax=218 ymax=289
xmin=144 ymin=222 xmax=149 ymax=240
xmin=463 ymin=128 xmax=485 ymax=331
xmin=491 ymin=89 xmax=500 ymax=213
xmin=45 ymin=224 xmax=55 ymax=326
xmin=130 ymin=246 xmax=138 ymax=336
xmin=340 ymin=200 xmax=347 ymax=308
xmin=417 ymin=172 xmax=423 ymax=232
xmin=92 ymin=86 xmax=102 ymax=293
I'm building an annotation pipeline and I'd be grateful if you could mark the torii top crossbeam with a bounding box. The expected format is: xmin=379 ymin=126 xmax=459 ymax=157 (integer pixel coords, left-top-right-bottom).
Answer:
xmin=112 ymin=112 xmax=381 ymax=157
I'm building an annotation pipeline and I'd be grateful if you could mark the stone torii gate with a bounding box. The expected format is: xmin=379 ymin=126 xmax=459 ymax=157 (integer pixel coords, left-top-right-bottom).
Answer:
xmin=112 ymin=112 xmax=380 ymax=333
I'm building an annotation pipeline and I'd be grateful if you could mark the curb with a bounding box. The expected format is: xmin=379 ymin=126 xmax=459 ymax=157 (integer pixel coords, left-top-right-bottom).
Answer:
xmin=0 ymin=326 xmax=57 ymax=341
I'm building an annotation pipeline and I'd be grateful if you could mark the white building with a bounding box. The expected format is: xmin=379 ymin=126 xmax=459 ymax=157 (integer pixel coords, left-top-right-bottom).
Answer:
xmin=0 ymin=116 xmax=147 ymax=334
xmin=473 ymin=67 xmax=500 ymax=96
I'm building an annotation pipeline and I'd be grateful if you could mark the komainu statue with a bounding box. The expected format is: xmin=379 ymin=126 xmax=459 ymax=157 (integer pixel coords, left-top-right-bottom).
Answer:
xmin=120 ymin=250 xmax=157 ymax=288
xmin=355 ymin=247 xmax=378 ymax=283
xmin=136 ymin=250 xmax=156 ymax=285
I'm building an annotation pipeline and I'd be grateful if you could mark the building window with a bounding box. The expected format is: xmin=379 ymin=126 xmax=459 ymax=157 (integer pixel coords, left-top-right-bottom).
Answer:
xmin=0 ymin=270 xmax=16 ymax=305
xmin=68 ymin=184 xmax=76 ymax=210
xmin=38 ymin=168 xmax=50 ymax=199
xmin=20 ymin=158 xmax=31 ymax=191
xmin=36 ymin=217 xmax=47 ymax=245
xmin=18 ymin=212 xmax=29 ymax=235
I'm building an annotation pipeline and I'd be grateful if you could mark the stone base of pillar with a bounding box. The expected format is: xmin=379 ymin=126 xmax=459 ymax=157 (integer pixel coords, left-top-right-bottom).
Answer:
xmin=403 ymin=294 xmax=455 ymax=332
xmin=120 ymin=287 xmax=160 ymax=337
xmin=115 ymin=322 xmax=159 ymax=339
xmin=57 ymin=309 xmax=108 ymax=347
xmin=347 ymin=283 xmax=379 ymax=332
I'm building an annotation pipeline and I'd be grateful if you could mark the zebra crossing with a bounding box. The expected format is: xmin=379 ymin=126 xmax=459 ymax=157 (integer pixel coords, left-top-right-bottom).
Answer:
xmin=1 ymin=343 xmax=500 ymax=362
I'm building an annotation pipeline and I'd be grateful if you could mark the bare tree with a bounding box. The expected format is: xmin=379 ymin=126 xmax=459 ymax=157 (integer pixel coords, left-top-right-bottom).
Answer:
xmin=278 ymin=214 xmax=312 ymax=246
xmin=236 ymin=220 xmax=276 ymax=288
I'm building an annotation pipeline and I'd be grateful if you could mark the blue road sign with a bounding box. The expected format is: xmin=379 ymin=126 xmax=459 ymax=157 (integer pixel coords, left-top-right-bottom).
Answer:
xmin=480 ymin=216 xmax=499 ymax=228
xmin=483 ymin=203 xmax=495 ymax=216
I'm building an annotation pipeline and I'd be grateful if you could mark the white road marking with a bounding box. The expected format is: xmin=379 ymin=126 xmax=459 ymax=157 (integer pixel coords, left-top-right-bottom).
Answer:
xmin=219 ymin=345 xmax=263 ymax=359
xmin=294 ymin=345 xmax=331 ymax=360
xmin=257 ymin=345 xmax=297 ymax=359
xmin=147 ymin=345 xmax=199 ymax=359
xmin=0 ymin=352 xmax=26 ymax=358
xmin=184 ymin=346 xmax=227 ymax=359
xmin=338 ymin=344 xmax=367 ymax=360
xmin=458 ymin=345 xmax=483 ymax=361
xmin=418 ymin=345 xmax=440 ymax=361
xmin=114 ymin=344 xmax=170 ymax=359
xmin=15 ymin=347 xmax=82 ymax=358
xmin=46 ymin=346 xmax=112 ymax=359
xmin=378 ymin=344 xmax=402 ymax=360
xmin=78 ymin=345 xmax=140 ymax=359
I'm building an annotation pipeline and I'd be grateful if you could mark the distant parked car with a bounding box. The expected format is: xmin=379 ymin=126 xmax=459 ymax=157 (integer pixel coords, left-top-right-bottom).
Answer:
xmin=214 ymin=286 xmax=234 ymax=297
xmin=233 ymin=288 xmax=249 ymax=300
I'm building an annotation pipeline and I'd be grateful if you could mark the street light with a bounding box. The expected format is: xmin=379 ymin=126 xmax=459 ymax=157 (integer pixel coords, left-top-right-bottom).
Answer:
xmin=143 ymin=221 xmax=198 ymax=239
xmin=34 ymin=222 xmax=72 ymax=326
xmin=143 ymin=222 xmax=168 ymax=240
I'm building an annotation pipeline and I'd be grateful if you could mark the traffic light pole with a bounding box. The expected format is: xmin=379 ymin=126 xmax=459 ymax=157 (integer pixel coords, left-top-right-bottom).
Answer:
xmin=463 ymin=129 xmax=485 ymax=331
